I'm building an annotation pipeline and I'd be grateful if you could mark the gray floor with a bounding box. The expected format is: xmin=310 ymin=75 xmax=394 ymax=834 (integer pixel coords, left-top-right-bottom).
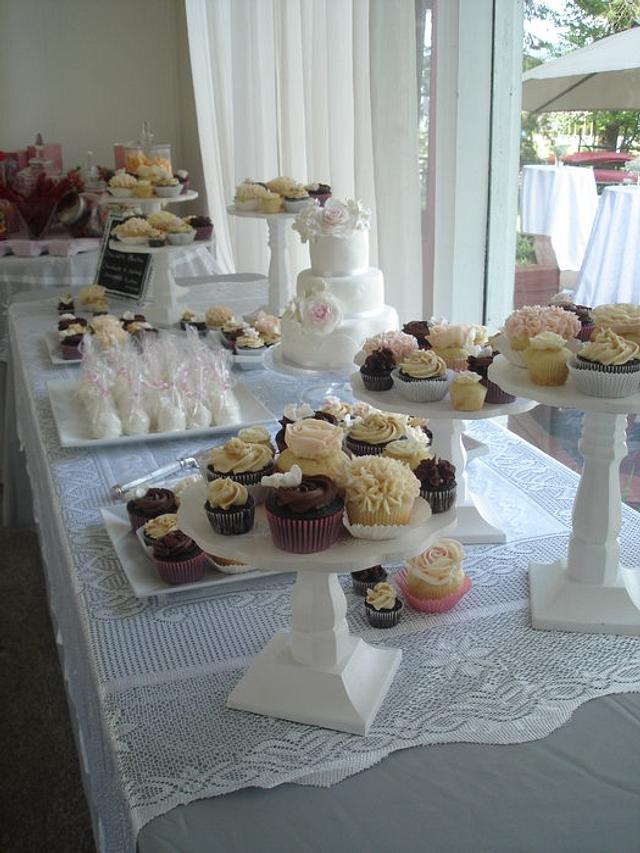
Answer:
xmin=0 ymin=523 xmax=95 ymax=853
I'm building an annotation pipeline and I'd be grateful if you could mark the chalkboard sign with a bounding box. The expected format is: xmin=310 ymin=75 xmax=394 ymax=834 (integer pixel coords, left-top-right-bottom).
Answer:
xmin=95 ymin=213 xmax=152 ymax=301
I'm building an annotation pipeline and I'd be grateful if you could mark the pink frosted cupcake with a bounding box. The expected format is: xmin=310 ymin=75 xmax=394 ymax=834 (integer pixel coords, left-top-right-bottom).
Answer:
xmin=398 ymin=539 xmax=471 ymax=613
xmin=263 ymin=466 xmax=344 ymax=554
xmin=504 ymin=305 xmax=581 ymax=352
xmin=152 ymin=530 xmax=206 ymax=584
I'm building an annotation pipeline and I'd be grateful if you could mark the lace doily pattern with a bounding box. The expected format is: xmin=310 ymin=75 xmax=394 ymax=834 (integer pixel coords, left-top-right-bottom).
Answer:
xmin=7 ymin=302 xmax=640 ymax=851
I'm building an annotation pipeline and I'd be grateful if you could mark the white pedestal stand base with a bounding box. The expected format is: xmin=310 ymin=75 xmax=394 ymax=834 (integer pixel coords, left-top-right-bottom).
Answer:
xmin=530 ymin=561 xmax=640 ymax=636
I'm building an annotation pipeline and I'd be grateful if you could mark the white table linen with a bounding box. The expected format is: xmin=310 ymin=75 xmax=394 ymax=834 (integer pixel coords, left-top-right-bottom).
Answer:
xmin=573 ymin=185 xmax=640 ymax=306
xmin=521 ymin=164 xmax=599 ymax=271
xmin=5 ymin=298 xmax=640 ymax=852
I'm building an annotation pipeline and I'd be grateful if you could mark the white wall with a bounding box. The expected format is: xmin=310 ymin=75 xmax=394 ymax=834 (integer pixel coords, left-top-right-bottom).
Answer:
xmin=0 ymin=0 xmax=204 ymax=210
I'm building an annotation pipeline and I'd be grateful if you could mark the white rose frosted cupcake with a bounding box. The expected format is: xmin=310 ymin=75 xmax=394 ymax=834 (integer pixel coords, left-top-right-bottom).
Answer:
xmin=392 ymin=350 xmax=449 ymax=402
xmin=397 ymin=539 xmax=471 ymax=613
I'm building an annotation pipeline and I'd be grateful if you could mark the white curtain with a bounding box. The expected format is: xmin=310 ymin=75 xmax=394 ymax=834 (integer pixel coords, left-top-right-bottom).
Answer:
xmin=185 ymin=0 xmax=422 ymax=321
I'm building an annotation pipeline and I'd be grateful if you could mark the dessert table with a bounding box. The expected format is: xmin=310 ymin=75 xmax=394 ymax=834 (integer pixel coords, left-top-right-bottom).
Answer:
xmin=520 ymin=164 xmax=599 ymax=271
xmin=573 ymin=185 xmax=640 ymax=306
xmin=4 ymin=296 xmax=640 ymax=853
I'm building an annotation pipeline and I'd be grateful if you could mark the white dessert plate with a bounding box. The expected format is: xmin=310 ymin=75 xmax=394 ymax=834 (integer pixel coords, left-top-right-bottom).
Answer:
xmin=100 ymin=504 xmax=280 ymax=598
xmin=44 ymin=331 xmax=82 ymax=366
xmin=47 ymin=377 xmax=276 ymax=448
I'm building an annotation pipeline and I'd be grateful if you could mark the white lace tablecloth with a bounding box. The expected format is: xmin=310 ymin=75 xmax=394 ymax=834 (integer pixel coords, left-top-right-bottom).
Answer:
xmin=5 ymin=302 xmax=640 ymax=852
xmin=521 ymin=164 xmax=599 ymax=271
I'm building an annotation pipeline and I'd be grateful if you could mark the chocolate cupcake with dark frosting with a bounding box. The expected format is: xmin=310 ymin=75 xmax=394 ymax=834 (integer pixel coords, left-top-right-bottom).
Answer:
xmin=127 ymin=487 xmax=178 ymax=531
xmin=467 ymin=351 xmax=515 ymax=404
xmin=402 ymin=320 xmax=432 ymax=350
xmin=263 ymin=465 xmax=344 ymax=553
xmin=359 ymin=347 xmax=395 ymax=392
xmin=351 ymin=564 xmax=388 ymax=596
xmin=413 ymin=457 xmax=456 ymax=513
xmin=152 ymin=530 xmax=205 ymax=585
xmin=555 ymin=302 xmax=595 ymax=341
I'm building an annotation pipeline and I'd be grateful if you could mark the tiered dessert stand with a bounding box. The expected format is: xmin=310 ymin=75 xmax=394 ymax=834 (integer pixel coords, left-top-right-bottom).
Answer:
xmin=109 ymin=239 xmax=213 ymax=328
xmin=490 ymin=356 xmax=640 ymax=636
xmin=178 ymin=483 xmax=456 ymax=734
xmin=227 ymin=206 xmax=296 ymax=313
xmin=100 ymin=189 xmax=198 ymax=216
xmin=350 ymin=372 xmax=536 ymax=544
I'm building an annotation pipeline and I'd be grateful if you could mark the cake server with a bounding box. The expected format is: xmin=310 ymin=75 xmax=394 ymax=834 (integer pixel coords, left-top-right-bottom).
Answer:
xmin=111 ymin=456 xmax=200 ymax=500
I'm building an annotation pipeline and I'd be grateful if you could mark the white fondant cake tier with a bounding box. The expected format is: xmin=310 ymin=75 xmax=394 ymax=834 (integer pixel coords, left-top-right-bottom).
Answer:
xmin=309 ymin=231 xmax=369 ymax=277
xmin=280 ymin=304 xmax=399 ymax=370
xmin=297 ymin=268 xmax=384 ymax=317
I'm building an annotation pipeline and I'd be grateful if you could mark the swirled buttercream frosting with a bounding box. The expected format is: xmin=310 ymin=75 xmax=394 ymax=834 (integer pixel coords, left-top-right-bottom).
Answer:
xmin=348 ymin=412 xmax=406 ymax=445
xmin=366 ymin=581 xmax=398 ymax=611
xmin=344 ymin=456 xmax=420 ymax=516
xmin=152 ymin=530 xmax=198 ymax=559
xmin=268 ymin=475 xmax=338 ymax=514
xmin=451 ymin=370 xmax=483 ymax=385
xmin=383 ymin=438 xmax=433 ymax=469
xmin=578 ymin=328 xmax=639 ymax=365
xmin=237 ymin=426 xmax=272 ymax=446
xmin=405 ymin=539 xmax=464 ymax=586
xmin=527 ymin=331 xmax=569 ymax=351
xmin=143 ymin=513 xmax=178 ymax=540
xmin=209 ymin=438 xmax=272 ymax=473
xmin=128 ymin=488 xmax=176 ymax=518
xmin=591 ymin=303 xmax=640 ymax=327
xmin=285 ymin=419 xmax=344 ymax=459
xmin=399 ymin=349 xmax=447 ymax=379
xmin=207 ymin=478 xmax=249 ymax=510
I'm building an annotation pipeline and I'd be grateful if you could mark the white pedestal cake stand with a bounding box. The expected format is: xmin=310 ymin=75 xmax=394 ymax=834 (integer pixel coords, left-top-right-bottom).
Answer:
xmin=350 ymin=372 xmax=536 ymax=544
xmin=109 ymin=240 xmax=212 ymax=328
xmin=100 ymin=189 xmax=199 ymax=215
xmin=489 ymin=355 xmax=640 ymax=636
xmin=178 ymin=483 xmax=456 ymax=734
xmin=227 ymin=206 xmax=296 ymax=314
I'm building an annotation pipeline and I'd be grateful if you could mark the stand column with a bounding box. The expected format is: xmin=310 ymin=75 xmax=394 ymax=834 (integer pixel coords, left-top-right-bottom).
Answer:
xmin=567 ymin=411 xmax=627 ymax=586
xmin=290 ymin=571 xmax=351 ymax=667
xmin=266 ymin=217 xmax=292 ymax=313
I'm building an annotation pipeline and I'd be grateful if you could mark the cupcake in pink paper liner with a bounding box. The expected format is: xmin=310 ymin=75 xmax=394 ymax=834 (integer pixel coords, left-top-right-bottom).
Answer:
xmin=151 ymin=530 xmax=206 ymax=585
xmin=263 ymin=465 xmax=344 ymax=554
xmin=398 ymin=539 xmax=471 ymax=613
xmin=426 ymin=324 xmax=476 ymax=370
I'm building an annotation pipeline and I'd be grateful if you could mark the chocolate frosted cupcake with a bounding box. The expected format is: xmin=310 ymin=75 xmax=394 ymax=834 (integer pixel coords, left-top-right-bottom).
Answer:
xmin=402 ymin=320 xmax=431 ymax=350
xmin=365 ymin=582 xmax=403 ymax=628
xmin=360 ymin=347 xmax=395 ymax=392
xmin=58 ymin=323 xmax=88 ymax=360
xmin=555 ymin=301 xmax=595 ymax=342
xmin=413 ymin=457 xmax=456 ymax=513
xmin=467 ymin=352 xmax=515 ymax=404
xmin=58 ymin=314 xmax=87 ymax=331
xmin=205 ymin=478 xmax=255 ymax=535
xmin=207 ymin=438 xmax=274 ymax=486
xmin=152 ymin=530 xmax=206 ymax=585
xmin=127 ymin=487 xmax=177 ymax=531
xmin=57 ymin=293 xmax=74 ymax=314
xmin=264 ymin=466 xmax=344 ymax=553
xmin=345 ymin=412 xmax=407 ymax=456
xmin=351 ymin=564 xmax=388 ymax=596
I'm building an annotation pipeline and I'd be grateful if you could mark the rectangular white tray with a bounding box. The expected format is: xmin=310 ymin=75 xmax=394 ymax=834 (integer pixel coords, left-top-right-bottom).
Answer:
xmin=47 ymin=377 xmax=276 ymax=448
xmin=44 ymin=331 xmax=81 ymax=365
xmin=101 ymin=504 xmax=281 ymax=598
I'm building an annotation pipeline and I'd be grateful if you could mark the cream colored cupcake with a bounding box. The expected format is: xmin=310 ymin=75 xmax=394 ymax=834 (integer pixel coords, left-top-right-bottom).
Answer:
xmin=344 ymin=455 xmax=420 ymax=527
xmin=237 ymin=425 xmax=274 ymax=453
xmin=207 ymin=437 xmax=273 ymax=485
xmin=276 ymin=418 xmax=350 ymax=481
xmin=426 ymin=324 xmax=475 ymax=369
xmin=205 ymin=305 xmax=234 ymax=328
xmin=345 ymin=412 xmax=407 ymax=456
xmin=261 ymin=190 xmax=283 ymax=213
xmin=78 ymin=283 xmax=109 ymax=313
xmin=449 ymin=370 xmax=488 ymax=410
xmin=591 ymin=303 xmax=640 ymax=344
xmin=405 ymin=539 xmax=465 ymax=599
xmin=142 ymin=513 xmax=178 ymax=545
xmin=383 ymin=438 xmax=433 ymax=470
xmin=523 ymin=331 xmax=571 ymax=386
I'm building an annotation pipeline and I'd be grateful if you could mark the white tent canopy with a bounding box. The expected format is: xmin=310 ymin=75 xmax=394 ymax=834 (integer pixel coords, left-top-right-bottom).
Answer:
xmin=522 ymin=26 xmax=640 ymax=113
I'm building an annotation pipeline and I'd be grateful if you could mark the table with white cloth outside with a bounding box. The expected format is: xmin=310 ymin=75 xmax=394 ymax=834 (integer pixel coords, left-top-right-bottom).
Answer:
xmin=4 ymin=295 xmax=640 ymax=853
xmin=573 ymin=185 xmax=640 ymax=306
xmin=521 ymin=164 xmax=599 ymax=271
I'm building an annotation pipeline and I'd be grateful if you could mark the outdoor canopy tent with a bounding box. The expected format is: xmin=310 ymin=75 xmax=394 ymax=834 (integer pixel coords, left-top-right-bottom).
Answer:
xmin=522 ymin=25 xmax=640 ymax=113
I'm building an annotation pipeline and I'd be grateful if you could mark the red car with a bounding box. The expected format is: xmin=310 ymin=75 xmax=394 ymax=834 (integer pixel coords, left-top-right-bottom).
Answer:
xmin=562 ymin=151 xmax=636 ymax=188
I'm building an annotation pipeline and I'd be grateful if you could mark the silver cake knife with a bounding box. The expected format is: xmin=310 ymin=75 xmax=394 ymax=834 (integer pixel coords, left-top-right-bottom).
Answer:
xmin=111 ymin=456 xmax=200 ymax=499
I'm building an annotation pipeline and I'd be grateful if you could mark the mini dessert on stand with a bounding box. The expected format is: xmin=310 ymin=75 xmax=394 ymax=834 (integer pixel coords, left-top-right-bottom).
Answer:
xmin=413 ymin=457 xmax=457 ymax=513
xmin=568 ymin=328 xmax=640 ymax=398
xmin=77 ymin=284 xmax=109 ymax=315
xmin=351 ymin=565 xmax=389 ymax=596
xmin=207 ymin=437 xmax=274 ymax=490
xmin=364 ymin=582 xmax=403 ymax=628
xmin=392 ymin=349 xmax=449 ymax=402
xmin=205 ymin=478 xmax=255 ymax=536
xmin=127 ymin=487 xmax=178 ymax=531
xmin=426 ymin=323 xmax=476 ymax=370
xmin=151 ymin=530 xmax=206 ymax=585
xmin=57 ymin=293 xmax=74 ymax=314
xmin=397 ymin=539 xmax=471 ymax=613
xmin=523 ymin=331 xmax=572 ymax=386
xmin=449 ymin=370 xmax=488 ymax=410
xmin=180 ymin=310 xmax=208 ymax=335
xmin=591 ymin=303 xmax=640 ymax=344
xmin=276 ymin=418 xmax=350 ymax=479
xmin=345 ymin=411 xmax=407 ymax=456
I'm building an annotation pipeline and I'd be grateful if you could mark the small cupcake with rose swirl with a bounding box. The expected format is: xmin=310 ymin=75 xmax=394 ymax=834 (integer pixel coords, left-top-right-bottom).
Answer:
xmin=399 ymin=539 xmax=470 ymax=613
xmin=392 ymin=349 xmax=449 ymax=402
xmin=364 ymin=582 xmax=403 ymax=628
xmin=204 ymin=478 xmax=255 ymax=535
xmin=276 ymin=418 xmax=350 ymax=481
xmin=426 ymin=324 xmax=476 ymax=371
xmin=207 ymin=437 xmax=274 ymax=488
xmin=345 ymin=411 xmax=407 ymax=456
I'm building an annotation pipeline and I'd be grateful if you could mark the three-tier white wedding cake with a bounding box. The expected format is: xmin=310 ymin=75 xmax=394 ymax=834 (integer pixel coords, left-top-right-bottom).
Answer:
xmin=280 ymin=198 xmax=398 ymax=370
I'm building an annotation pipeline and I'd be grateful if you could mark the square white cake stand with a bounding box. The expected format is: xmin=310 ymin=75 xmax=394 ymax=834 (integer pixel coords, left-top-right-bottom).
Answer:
xmin=490 ymin=356 xmax=640 ymax=636
xmin=350 ymin=372 xmax=536 ymax=544
xmin=178 ymin=484 xmax=456 ymax=734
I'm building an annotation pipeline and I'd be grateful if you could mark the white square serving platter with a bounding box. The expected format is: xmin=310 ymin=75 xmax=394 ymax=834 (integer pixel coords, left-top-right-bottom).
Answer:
xmin=100 ymin=504 xmax=282 ymax=598
xmin=46 ymin=378 xmax=276 ymax=448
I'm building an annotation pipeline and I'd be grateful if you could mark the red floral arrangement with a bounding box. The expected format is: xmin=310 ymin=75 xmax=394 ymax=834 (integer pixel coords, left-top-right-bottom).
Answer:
xmin=0 ymin=170 xmax=84 ymax=238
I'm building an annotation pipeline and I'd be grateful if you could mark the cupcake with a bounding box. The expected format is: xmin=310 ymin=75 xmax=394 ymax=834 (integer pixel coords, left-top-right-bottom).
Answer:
xmin=142 ymin=513 xmax=178 ymax=547
xmin=553 ymin=301 xmax=595 ymax=342
xmin=234 ymin=180 xmax=268 ymax=211
xmin=235 ymin=328 xmax=266 ymax=353
xmin=58 ymin=323 xmax=87 ymax=360
xmin=127 ymin=487 xmax=177 ymax=531
xmin=426 ymin=324 xmax=475 ymax=370
xmin=351 ymin=564 xmax=388 ymax=596
xmin=407 ymin=416 xmax=433 ymax=444
xmin=252 ymin=311 xmax=281 ymax=344
xmin=523 ymin=331 xmax=571 ymax=386
xmin=148 ymin=229 xmax=166 ymax=248
xmin=591 ymin=303 xmax=640 ymax=345
xmin=359 ymin=347 xmax=395 ymax=392
xmin=402 ymin=320 xmax=431 ymax=349
xmin=392 ymin=350 xmax=449 ymax=402
xmin=133 ymin=179 xmax=154 ymax=198
xmin=207 ymin=438 xmax=274 ymax=487
xmin=276 ymin=418 xmax=350 ymax=480
xmin=57 ymin=293 xmax=74 ymax=314
xmin=504 ymin=305 xmax=581 ymax=352
xmin=413 ymin=457 xmax=456 ymax=513
xmin=344 ymin=455 xmax=420 ymax=528
xmin=180 ymin=310 xmax=208 ymax=335
xmin=402 ymin=539 xmax=470 ymax=612
xmin=364 ymin=582 xmax=403 ymax=628
xmin=305 ymin=182 xmax=332 ymax=205
xmin=263 ymin=466 xmax=344 ymax=554
xmin=237 ymin=425 xmax=275 ymax=455
xmin=467 ymin=352 xmax=515 ymax=403
xmin=449 ymin=371 xmax=488 ymax=410
xmin=283 ymin=185 xmax=311 ymax=212
xmin=77 ymin=284 xmax=109 ymax=314
xmin=570 ymin=328 xmax=640 ymax=398
xmin=261 ymin=190 xmax=283 ymax=213
xmin=383 ymin=438 xmax=433 ymax=470
xmin=152 ymin=530 xmax=206 ymax=585
xmin=219 ymin=321 xmax=248 ymax=348
xmin=204 ymin=478 xmax=255 ymax=535
xmin=205 ymin=305 xmax=234 ymax=329
xmin=359 ymin=331 xmax=419 ymax=366
xmin=345 ymin=412 xmax=407 ymax=456
xmin=274 ymin=404 xmax=335 ymax=451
